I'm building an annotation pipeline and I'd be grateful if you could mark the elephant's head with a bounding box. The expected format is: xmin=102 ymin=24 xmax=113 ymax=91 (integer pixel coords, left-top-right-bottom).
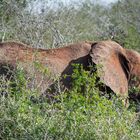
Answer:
xmin=125 ymin=49 xmax=140 ymax=89
xmin=90 ymin=40 xmax=140 ymax=105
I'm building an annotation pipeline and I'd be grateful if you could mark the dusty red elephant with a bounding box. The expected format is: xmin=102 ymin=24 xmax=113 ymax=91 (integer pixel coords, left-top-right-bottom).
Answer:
xmin=90 ymin=40 xmax=140 ymax=105
xmin=0 ymin=40 xmax=140 ymax=105
xmin=0 ymin=41 xmax=92 ymax=93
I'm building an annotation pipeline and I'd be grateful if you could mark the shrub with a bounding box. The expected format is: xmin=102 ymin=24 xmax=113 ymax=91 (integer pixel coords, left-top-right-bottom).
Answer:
xmin=0 ymin=64 xmax=140 ymax=140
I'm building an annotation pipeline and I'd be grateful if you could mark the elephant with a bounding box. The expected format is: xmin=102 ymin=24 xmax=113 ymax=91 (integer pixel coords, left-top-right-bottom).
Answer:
xmin=0 ymin=40 xmax=140 ymax=105
xmin=90 ymin=40 xmax=140 ymax=106
xmin=0 ymin=41 xmax=92 ymax=94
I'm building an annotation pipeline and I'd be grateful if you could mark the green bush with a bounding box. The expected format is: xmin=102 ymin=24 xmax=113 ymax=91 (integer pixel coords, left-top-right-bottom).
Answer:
xmin=124 ymin=26 xmax=140 ymax=51
xmin=0 ymin=64 xmax=140 ymax=140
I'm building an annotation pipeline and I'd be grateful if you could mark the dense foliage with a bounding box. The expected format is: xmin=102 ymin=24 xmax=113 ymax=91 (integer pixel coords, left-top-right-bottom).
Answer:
xmin=0 ymin=0 xmax=140 ymax=50
xmin=0 ymin=65 xmax=140 ymax=139
xmin=0 ymin=0 xmax=140 ymax=139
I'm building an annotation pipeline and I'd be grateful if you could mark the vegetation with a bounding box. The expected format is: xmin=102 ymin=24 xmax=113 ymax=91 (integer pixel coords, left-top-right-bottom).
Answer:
xmin=0 ymin=0 xmax=140 ymax=139
xmin=0 ymin=65 xmax=140 ymax=140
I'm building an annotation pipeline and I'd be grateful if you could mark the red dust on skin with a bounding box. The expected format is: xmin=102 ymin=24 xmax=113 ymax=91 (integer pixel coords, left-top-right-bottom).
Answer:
xmin=90 ymin=40 xmax=129 ymax=96
xmin=125 ymin=49 xmax=140 ymax=88
xmin=0 ymin=41 xmax=92 ymax=93
xmin=90 ymin=40 xmax=140 ymax=106
xmin=1 ymin=40 xmax=140 ymax=105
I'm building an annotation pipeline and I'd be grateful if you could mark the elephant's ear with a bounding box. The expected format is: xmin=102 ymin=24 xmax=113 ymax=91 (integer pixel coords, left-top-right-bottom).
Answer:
xmin=90 ymin=41 xmax=130 ymax=96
